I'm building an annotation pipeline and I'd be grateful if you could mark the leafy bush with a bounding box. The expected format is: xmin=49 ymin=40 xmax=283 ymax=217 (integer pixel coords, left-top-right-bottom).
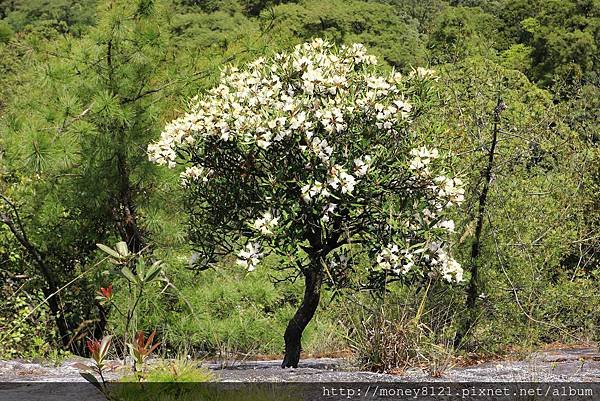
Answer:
xmin=0 ymin=294 xmax=59 ymax=359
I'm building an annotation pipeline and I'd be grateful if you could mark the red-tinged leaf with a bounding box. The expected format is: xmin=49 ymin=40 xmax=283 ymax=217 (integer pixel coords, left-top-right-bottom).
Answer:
xmin=148 ymin=341 xmax=161 ymax=356
xmin=98 ymin=284 xmax=113 ymax=299
xmin=86 ymin=339 xmax=101 ymax=360
xmin=145 ymin=330 xmax=157 ymax=348
xmin=134 ymin=331 xmax=144 ymax=347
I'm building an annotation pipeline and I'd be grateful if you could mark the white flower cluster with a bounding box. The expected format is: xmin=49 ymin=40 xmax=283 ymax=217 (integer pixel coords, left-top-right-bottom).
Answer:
xmin=320 ymin=202 xmax=337 ymax=223
xmin=251 ymin=211 xmax=279 ymax=236
xmin=428 ymin=243 xmax=463 ymax=283
xmin=180 ymin=166 xmax=211 ymax=187
xmin=299 ymin=159 xmax=365 ymax=203
xmin=148 ymin=38 xmax=413 ymax=184
xmin=409 ymin=146 xmax=439 ymax=174
xmin=432 ymin=176 xmax=465 ymax=207
xmin=148 ymin=118 xmax=196 ymax=168
xmin=419 ymin=208 xmax=456 ymax=233
xmin=375 ymin=241 xmax=463 ymax=283
xmin=375 ymin=243 xmax=415 ymax=275
xmin=236 ymin=242 xmax=262 ymax=271
xmin=373 ymin=100 xmax=412 ymax=131
xmin=353 ymin=155 xmax=372 ymax=177
xmin=301 ymin=180 xmax=329 ymax=202
xmin=328 ymin=164 xmax=357 ymax=195
xmin=407 ymin=146 xmax=465 ymax=211
xmin=435 ymin=219 xmax=456 ymax=233
xmin=301 ymin=134 xmax=333 ymax=162
xmin=315 ymin=108 xmax=346 ymax=134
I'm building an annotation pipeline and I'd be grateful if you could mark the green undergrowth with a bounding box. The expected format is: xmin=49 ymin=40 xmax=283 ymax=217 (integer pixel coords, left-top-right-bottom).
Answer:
xmin=107 ymin=253 xmax=348 ymax=358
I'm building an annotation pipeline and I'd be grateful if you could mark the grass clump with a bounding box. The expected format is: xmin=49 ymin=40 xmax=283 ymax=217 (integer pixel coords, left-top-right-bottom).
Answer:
xmin=120 ymin=359 xmax=214 ymax=382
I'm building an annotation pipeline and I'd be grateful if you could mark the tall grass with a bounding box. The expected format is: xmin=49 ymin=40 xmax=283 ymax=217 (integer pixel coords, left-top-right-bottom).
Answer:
xmin=340 ymin=282 xmax=464 ymax=375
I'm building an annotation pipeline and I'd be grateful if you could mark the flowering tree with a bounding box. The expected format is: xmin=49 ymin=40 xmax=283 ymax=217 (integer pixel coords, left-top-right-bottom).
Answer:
xmin=148 ymin=39 xmax=465 ymax=368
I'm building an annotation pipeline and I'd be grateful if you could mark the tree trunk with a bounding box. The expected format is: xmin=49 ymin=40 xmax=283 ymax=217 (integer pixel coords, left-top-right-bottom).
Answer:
xmin=454 ymin=98 xmax=505 ymax=348
xmin=0 ymin=205 xmax=72 ymax=347
xmin=42 ymin=287 xmax=72 ymax=348
xmin=281 ymin=266 xmax=323 ymax=368
xmin=115 ymin=153 xmax=144 ymax=254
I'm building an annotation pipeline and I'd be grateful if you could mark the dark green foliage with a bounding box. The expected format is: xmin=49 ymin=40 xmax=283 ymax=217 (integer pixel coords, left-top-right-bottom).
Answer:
xmin=494 ymin=0 xmax=600 ymax=85
xmin=428 ymin=6 xmax=501 ymax=63
xmin=0 ymin=0 xmax=96 ymax=36
xmin=0 ymin=20 xmax=13 ymax=42
xmin=380 ymin=0 xmax=448 ymax=31
xmin=0 ymin=0 xmax=190 ymax=351
xmin=268 ymin=0 xmax=426 ymax=68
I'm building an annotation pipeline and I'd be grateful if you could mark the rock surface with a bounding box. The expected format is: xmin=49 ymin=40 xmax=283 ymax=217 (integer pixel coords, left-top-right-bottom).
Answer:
xmin=0 ymin=347 xmax=599 ymax=383
xmin=1 ymin=348 xmax=599 ymax=400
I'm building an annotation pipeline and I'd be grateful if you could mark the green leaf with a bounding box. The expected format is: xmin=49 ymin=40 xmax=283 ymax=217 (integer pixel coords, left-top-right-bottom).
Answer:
xmin=144 ymin=261 xmax=162 ymax=283
xmin=115 ymin=241 xmax=129 ymax=257
xmin=121 ymin=266 xmax=137 ymax=283
xmin=137 ymin=259 xmax=146 ymax=280
xmin=96 ymin=243 xmax=121 ymax=259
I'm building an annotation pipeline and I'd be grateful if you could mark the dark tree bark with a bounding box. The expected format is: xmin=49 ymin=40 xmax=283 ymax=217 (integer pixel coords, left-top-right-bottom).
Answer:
xmin=106 ymin=33 xmax=145 ymax=256
xmin=0 ymin=196 xmax=72 ymax=347
xmin=113 ymin=148 xmax=145 ymax=255
xmin=455 ymin=98 xmax=506 ymax=347
xmin=281 ymin=265 xmax=324 ymax=368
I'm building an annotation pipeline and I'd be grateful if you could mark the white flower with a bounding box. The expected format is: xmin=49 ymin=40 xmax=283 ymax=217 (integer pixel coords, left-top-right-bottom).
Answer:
xmin=309 ymin=136 xmax=333 ymax=162
xmin=237 ymin=242 xmax=262 ymax=271
xmin=428 ymin=245 xmax=463 ymax=283
xmin=409 ymin=146 xmax=439 ymax=172
xmin=252 ymin=211 xmax=279 ymax=236
xmin=441 ymin=257 xmax=463 ymax=283
xmin=327 ymin=165 xmax=357 ymax=195
xmin=436 ymin=219 xmax=456 ymax=233
xmin=180 ymin=166 xmax=210 ymax=186
xmin=339 ymin=172 xmax=356 ymax=194
xmin=320 ymin=203 xmax=337 ymax=223
xmin=301 ymin=181 xmax=329 ymax=202
xmin=376 ymin=243 xmax=401 ymax=272
xmin=353 ymin=155 xmax=372 ymax=177
xmin=433 ymin=176 xmax=465 ymax=206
